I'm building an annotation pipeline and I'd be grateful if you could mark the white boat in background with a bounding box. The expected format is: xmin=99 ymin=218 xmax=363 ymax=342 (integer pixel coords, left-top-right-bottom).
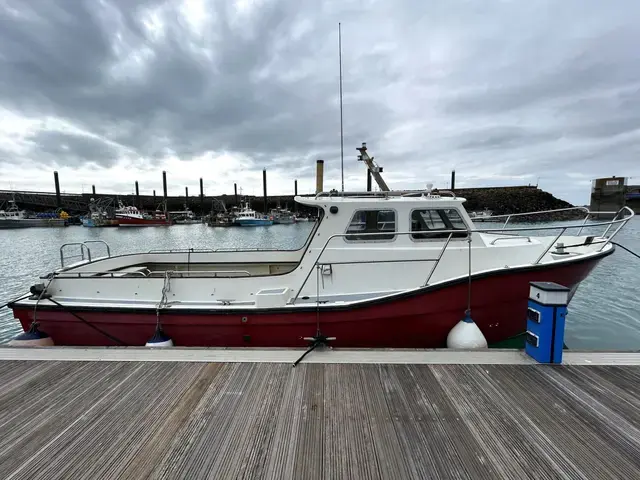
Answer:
xmin=0 ymin=200 xmax=67 ymax=228
xmin=469 ymin=208 xmax=496 ymax=221
xmin=171 ymin=206 xmax=200 ymax=224
xmin=271 ymin=207 xmax=296 ymax=224
xmin=234 ymin=202 xmax=273 ymax=226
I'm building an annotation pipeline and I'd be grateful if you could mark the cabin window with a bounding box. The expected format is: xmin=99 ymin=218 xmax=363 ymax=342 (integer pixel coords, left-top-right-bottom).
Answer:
xmin=411 ymin=209 xmax=468 ymax=240
xmin=345 ymin=209 xmax=396 ymax=241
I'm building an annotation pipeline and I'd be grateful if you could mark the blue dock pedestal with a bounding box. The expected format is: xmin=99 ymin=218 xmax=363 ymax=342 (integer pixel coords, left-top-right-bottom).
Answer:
xmin=525 ymin=281 xmax=570 ymax=364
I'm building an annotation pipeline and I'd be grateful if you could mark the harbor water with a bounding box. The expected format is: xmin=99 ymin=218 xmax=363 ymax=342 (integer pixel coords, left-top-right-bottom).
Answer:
xmin=0 ymin=219 xmax=638 ymax=349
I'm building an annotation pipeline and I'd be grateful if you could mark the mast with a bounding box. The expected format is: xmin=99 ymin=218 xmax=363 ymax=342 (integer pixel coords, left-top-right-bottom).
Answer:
xmin=357 ymin=143 xmax=389 ymax=191
xmin=339 ymin=22 xmax=344 ymax=192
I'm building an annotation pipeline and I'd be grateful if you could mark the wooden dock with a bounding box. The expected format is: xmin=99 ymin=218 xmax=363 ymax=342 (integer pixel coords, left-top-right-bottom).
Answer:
xmin=0 ymin=349 xmax=639 ymax=479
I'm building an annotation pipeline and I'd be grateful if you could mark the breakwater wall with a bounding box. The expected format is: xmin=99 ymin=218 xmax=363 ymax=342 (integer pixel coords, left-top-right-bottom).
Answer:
xmin=0 ymin=185 xmax=578 ymax=219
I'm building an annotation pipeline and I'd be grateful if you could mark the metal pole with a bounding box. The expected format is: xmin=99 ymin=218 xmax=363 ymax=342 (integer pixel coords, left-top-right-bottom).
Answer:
xmin=135 ymin=181 xmax=140 ymax=209
xmin=339 ymin=22 xmax=344 ymax=193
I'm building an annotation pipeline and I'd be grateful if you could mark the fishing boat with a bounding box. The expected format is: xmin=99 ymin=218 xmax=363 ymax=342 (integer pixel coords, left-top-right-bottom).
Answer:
xmin=207 ymin=212 xmax=235 ymax=227
xmin=7 ymin=185 xmax=634 ymax=348
xmin=0 ymin=200 xmax=67 ymax=228
xmin=171 ymin=206 xmax=200 ymax=224
xmin=82 ymin=215 xmax=119 ymax=228
xmin=469 ymin=208 xmax=495 ymax=221
xmin=82 ymin=198 xmax=119 ymax=227
xmin=234 ymin=202 xmax=273 ymax=226
xmin=115 ymin=201 xmax=172 ymax=227
xmin=271 ymin=207 xmax=296 ymax=224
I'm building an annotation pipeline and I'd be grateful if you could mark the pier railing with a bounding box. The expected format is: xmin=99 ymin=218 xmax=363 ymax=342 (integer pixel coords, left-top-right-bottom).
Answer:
xmin=290 ymin=206 xmax=634 ymax=304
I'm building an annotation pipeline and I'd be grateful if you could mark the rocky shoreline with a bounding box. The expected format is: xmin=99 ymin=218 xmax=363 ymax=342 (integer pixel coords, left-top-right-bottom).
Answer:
xmin=442 ymin=186 xmax=583 ymax=222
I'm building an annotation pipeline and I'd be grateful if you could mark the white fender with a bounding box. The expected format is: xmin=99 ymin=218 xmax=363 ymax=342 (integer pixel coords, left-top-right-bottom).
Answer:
xmin=447 ymin=312 xmax=487 ymax=349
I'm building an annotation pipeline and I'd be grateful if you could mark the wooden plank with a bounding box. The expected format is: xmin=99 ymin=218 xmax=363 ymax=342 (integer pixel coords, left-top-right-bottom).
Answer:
xmin=0 ymin=360 xmax=638 ymax=480
xmin=482 ymin=365 xmax=640 ymax=479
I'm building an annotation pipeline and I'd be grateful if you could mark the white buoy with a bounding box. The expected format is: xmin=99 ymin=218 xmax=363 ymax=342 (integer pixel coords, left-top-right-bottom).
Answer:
xmin=145 ymin=325 xmax=174 ymax=347
xmin=446 ymin=311 xmax=487 ymax=349
xmin=8 ymin=323 xmax=54 ymax=347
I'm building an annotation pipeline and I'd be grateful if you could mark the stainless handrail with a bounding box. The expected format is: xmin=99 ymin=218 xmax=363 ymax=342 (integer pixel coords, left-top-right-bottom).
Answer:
xmin=290 ymin=206 xmax=634 ymax=304
xmin=490 ymin=236 xmax=532 ymax=245
xmin=60 ymin=243 xmax=91 ymax=268
xmin=148 ymin=248 xmax=265 ymax=253
xmin=83 ymin=240 xmax=111 ymax=258
xmin=168 ymin=270 xmax=251 ymax=278
xmin=54 ymin=271 xmax=149 ymax=278
xmin=601 ymin=207 xmax=627 ymax=238
xmin=50 ymin=269 xmax=252 ymax=279
xmin=291 ymin=230 xmax=462 ymax=304
xmin=533 ymin=227 xmax=567 ymax=264
xmin=424 ymin=233 xmax=453 ymax=286
xmin=496 ymin=206 xmax=590 ymax=230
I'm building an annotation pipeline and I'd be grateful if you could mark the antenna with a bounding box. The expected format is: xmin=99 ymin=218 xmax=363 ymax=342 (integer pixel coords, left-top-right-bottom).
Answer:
xmin=339 ymin=22 xmax=344 ymax=192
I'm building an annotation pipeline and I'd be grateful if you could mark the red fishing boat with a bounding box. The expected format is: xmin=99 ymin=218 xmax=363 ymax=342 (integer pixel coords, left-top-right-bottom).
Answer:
xmin=115 ymin=201 xmax=172 ymax=227
xmin=6 ymin=145 xmax=634 ymax=348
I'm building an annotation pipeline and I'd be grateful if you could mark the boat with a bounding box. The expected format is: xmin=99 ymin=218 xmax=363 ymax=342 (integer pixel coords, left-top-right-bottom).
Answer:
xmin=171 ymin=206 xmax=200 ymax=224
xmin=271 ymin=207 xmax=296 ymax=224
xmin=82 ymin=198 xmax=119 ymax=227
xmin=82 ymin=216 xmax=119 ymax=228
xmin=468 ymin=208 xmax=495 ymax=221
xmin=115 ymin=201 xmax=172 ymax=227
xmin=207 ymin=213 xmax=235 ymax=227
xmin=7 ymin=187 xmax=634 ymax=348
xmin=234 ymin=202 xmax=273 ymax=226
xmin=0 ymin=200 xmax=67 ymax=228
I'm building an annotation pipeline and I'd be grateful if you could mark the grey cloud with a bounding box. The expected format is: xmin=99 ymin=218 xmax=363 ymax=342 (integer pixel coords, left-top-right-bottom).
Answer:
xmin=26 ymin=130 xmax=124 ymax=168
xmin=455 ymin=127 xmax=560 ymax=151
xmin=1 ymin=0 xmax=640 ymax=204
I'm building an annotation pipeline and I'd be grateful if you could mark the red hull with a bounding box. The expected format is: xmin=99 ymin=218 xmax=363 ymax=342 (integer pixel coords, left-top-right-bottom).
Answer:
xmin=11 ymin=255 xmax=605 ymax=348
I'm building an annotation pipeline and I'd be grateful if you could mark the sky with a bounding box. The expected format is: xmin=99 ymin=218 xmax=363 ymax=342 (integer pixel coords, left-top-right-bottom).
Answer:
xmin=1 ymin=0 xmax=639 ymax=205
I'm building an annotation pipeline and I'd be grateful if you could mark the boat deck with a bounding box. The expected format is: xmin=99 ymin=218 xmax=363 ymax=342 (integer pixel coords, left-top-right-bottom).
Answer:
xmin=1 ymin=349 xmax=639 ymax=479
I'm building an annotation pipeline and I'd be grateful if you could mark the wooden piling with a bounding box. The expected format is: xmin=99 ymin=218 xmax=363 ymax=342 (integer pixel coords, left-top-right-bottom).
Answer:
xmin=199 ymin=178 xmax=204 ymax=212
xmin=162 ymin=171 xmax=168 ymax=212
xmin=262 ymin=169 xmax=267 ymax=214
xmin=53 ymin=171 xmax=61 ymax=208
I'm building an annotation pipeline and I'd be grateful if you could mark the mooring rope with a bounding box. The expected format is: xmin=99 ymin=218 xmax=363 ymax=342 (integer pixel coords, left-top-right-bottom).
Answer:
xmin=611 ymin=241 xmax=640 ymax=261
xmin=0 ymin=293 xmax=31 ymax=310
xmin=47 ymin=298 xmax=127 ymax=346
